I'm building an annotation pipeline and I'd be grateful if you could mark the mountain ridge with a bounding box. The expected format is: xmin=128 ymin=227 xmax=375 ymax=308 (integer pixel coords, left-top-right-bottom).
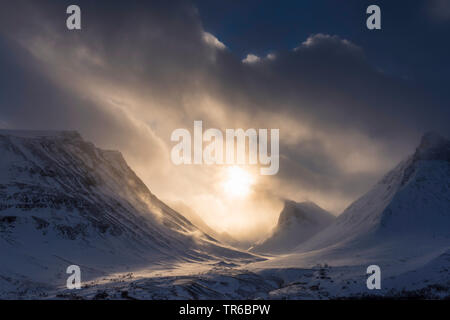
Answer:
xmin=0 ymin=130 xmax=256 ymax=289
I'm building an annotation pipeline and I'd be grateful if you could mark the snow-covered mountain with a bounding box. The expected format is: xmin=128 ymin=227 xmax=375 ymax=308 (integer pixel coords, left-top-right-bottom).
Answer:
xmin=1 ymin=130 xmax=449 ymax=299
xmin=56 ymin=131 xmax=449 ymax=299
xmin=248 ymin=132 xmax=450 ymax=298
xmin=292 ymin=131 xmax=450 ymax=256
xmin=250 ymin=201 xmax=335 ymax=254
xmin=0 ymin=130 xmax=255 ymax=295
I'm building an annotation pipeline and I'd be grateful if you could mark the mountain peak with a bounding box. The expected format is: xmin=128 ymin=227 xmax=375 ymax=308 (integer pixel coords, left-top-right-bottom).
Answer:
xmin=414 ymin=131 xmax=450 ymax=162
xmin=419 ymin=131 xmax=447 ymax=149
xmin=250 ymin=200 xmax=334 ymax=254
xmin=278 ymin=200 xmax=333 ymax=227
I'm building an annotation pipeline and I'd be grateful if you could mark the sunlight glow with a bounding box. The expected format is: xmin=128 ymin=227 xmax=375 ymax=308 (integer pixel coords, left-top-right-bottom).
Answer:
xmin=222 ymin=166 xmax=254 ymax=198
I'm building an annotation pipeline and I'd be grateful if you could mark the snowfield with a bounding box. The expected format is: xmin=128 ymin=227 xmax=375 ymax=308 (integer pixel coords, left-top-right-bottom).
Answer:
xmin=0 ymin=130 xmax=449 ymax=299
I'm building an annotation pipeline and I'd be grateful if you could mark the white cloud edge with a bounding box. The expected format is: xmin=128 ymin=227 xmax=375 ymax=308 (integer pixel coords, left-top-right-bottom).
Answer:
xmin=202 ymin=32 xmax=226 ymax=50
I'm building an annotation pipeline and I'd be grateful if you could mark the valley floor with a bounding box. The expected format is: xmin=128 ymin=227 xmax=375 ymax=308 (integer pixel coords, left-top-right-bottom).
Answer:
xmin=4 ymin=248 xmax=447 ymax=300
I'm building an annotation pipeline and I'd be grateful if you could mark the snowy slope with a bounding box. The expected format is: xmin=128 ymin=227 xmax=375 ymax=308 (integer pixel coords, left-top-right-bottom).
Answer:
xmin=296 ymin=132 xmax=450 ymax=255
xmin=250 ymin=201 xmax=335 ymax=254
xmin=0 ymin=130 xmax=256 ymax=296
xmin=248 ymin=132 xmax=450 ymax=289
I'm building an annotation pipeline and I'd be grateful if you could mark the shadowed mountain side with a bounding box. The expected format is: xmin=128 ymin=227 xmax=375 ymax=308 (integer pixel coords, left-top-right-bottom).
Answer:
xmin=0 ymin=130 xmax=259 ymax=290
xmin=250 ymin=200 xmax=335 ymax=254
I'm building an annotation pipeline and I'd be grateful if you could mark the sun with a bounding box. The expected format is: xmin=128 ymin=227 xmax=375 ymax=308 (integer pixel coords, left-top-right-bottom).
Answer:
xmin=222 ymin=166 xmax=254 ymax=198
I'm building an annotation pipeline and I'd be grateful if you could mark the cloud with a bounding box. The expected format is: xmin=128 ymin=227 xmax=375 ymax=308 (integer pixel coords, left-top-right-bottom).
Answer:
xmin=203 ymin=32 xmax=226 ymax=49
xmin=242 ymin=53 xmax=261 ymax=64
xmin=266 ymin=53 xmax=276 ymax=60
xmin=296 ymin=33 xmax=363 ymax=56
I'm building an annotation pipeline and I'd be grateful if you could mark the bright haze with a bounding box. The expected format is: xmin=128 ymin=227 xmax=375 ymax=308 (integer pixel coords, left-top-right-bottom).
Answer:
xmin=0 ymin=0 xmax=449 ymax=242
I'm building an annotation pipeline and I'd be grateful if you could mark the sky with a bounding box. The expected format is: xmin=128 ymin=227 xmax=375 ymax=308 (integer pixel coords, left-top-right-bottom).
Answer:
xmin=0 ymin=0 xmax=449 ymax=241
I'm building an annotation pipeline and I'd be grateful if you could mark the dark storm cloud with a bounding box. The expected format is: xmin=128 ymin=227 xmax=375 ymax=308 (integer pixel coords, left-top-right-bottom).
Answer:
xmin=194 ymin=32 xmax=448 ymax=205
xmin=0 ymin=0 xmax=448 ymax=213
xmin=0 ymin=26 xmax=168 ymax=167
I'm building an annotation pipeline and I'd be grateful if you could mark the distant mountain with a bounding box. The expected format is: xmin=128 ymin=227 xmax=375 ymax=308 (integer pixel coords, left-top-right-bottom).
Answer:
xmin=250 ymin=200 xmax=335 ymax=254
xmin=0 ymin=130 xmax=255 ymax=291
